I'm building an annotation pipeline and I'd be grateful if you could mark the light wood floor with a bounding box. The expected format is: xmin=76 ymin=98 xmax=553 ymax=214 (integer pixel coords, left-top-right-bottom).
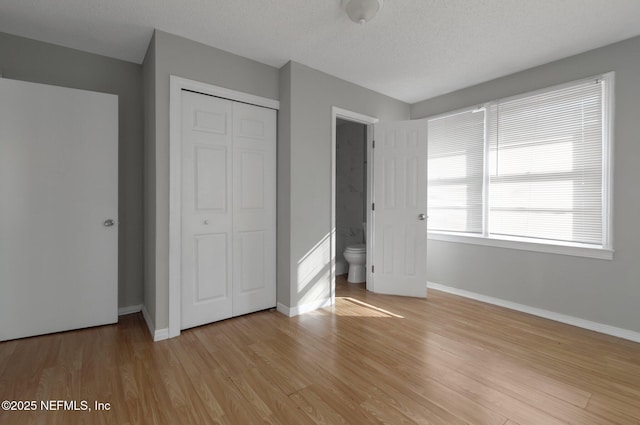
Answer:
xmin=2 ymin=276 xmax=640 ymax=425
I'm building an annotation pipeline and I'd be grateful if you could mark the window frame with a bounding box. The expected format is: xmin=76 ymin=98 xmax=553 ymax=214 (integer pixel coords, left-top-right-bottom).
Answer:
xmin=427 ymin=73 xmax=614 ymax=260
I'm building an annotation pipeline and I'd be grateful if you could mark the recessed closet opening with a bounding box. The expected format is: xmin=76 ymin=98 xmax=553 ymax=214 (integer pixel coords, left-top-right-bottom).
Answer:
xmin=169 ymin=76 xmax=280 ymax=339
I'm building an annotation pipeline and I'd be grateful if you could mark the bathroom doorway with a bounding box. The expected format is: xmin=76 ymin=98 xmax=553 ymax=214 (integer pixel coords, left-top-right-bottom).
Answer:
xmin=335 ymin=118 xmax=367 ymax=278
xmin=330 ymin=108 xmax=378 ymax=304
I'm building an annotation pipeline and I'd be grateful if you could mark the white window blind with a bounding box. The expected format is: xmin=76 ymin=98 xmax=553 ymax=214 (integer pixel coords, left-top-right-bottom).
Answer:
xmin=488 ymin=79 xmax=604 ymax=245
xmin=427 ymin=109 xmax=485 ymax=233
xmin=426 ymin=74 xmax=612 ymax=252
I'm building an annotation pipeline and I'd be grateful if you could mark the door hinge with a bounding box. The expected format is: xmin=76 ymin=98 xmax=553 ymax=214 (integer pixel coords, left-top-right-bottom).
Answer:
xmin=371 ymin=265 xmax=375 ymax=273
xmin=371 ymin=203 xmax=375 ymax=211
xmin=372 ymin=140 xmax=375 ymax=148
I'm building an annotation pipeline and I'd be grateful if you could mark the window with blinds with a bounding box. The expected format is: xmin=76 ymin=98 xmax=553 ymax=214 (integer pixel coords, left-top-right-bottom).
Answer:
xmin=427 ymin=109 xmax=485 ymax=234
xmin=427 ymin=74 xmax=612 ymax=250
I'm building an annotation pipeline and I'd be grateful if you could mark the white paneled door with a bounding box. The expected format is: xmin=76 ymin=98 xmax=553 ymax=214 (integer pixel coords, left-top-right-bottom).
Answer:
xmin=180 ymin=91 xmax=276 ymax=330
xmin=180 ymin=92 xmax=234 ymax=328
xmin=0 ymin=78 xmax=118 ymax=341
xmin=372 ymin=119 xmax=428 ymax=297
xmin=231 ymin=102 xmax=277 ymax=317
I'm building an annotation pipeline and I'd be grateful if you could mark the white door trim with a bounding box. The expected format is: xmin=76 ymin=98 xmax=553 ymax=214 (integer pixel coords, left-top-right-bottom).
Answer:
xmin=169 ymin=75 xmax=279 ymax=339
xmin=331 ymin=107 xmax=378 ymax=303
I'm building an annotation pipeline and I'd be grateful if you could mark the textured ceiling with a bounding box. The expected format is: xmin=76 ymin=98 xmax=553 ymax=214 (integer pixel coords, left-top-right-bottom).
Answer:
xmin=1 ymin=0 xmax=640 ymax=103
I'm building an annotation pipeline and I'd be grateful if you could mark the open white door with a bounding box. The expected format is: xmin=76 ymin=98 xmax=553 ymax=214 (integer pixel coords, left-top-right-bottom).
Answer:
xmin=0 ymin=78 xmax=118 ymax=341
xmin=371 ymin=119 xmax=428 ymax=297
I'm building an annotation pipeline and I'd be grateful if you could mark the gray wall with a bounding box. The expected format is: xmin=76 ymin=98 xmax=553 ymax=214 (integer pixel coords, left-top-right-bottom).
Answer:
xmin=0 ymin=31 xmax=144 ymax=310
xmin=143 ymin=34 xmax=157 ymax=321
xmin=280 ymin=61 xmax=409 ymax=308
xmin=277 ymin=62 xmax=292 ymax=307
xmin=336 ymin=120 xmax=366 ymax=271
xmin=145 ymin=30 xmax=280 ymax=329
xmin=411 ymin=36 xmax=640 ymax=333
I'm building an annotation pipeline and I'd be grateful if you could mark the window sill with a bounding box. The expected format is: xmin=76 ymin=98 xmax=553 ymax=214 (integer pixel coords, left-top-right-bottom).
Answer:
xmin=427 ymin=232 xmax=613 ymax=260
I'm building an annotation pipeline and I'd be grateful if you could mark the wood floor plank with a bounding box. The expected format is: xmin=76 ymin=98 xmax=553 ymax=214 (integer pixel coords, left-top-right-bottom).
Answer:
xmin=370 ymin=331 xmax=609 ymax=425
xmin=289 ymin=385 xmax=352 ymax=425
xmin=246 ymin=339 xmax=314 ymax=395
xmin=229 ymin=366 xmax=316 ymax=425
xmin=422 ymin=331 xmax=593 ymax=408
xmin=586 ymin=392 xmax=640 ymax=424
xmin=1 ymin=276 xmax=640 ymax=425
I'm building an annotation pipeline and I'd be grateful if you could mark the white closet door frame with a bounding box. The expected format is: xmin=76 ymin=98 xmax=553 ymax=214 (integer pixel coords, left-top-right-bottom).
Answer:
xmin=169 ymin=76 xmax=279 ymax=339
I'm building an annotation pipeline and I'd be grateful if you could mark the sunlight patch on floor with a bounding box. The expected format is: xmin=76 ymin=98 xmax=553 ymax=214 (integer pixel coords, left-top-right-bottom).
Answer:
xmin=335 ymin=297 xmax=404 ymax=318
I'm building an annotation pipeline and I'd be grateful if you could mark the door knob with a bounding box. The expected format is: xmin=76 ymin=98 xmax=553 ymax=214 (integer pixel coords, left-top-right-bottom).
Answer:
xmin=103 ymin=219 xmax=115 ymax=227
xmin=418 ymin=214 xmax=427 ymax=221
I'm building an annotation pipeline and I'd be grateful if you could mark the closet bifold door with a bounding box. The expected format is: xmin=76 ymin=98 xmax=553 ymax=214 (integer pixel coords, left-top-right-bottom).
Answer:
xmin=180 ymin=92 xmax=234 ymax=329
xmin=180 ymin=90 xmax=276 ymax=330
xmin=231 ymin=102 xmax=277 ymax=317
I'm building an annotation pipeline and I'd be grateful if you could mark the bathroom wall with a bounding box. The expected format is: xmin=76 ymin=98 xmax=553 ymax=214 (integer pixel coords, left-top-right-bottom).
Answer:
xmin=335 ymin=119 xmax=366 ymax=274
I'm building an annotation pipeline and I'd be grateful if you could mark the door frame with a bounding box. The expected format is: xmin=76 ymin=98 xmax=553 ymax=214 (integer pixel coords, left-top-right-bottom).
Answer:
xmin=169 ymin=76 xmax=279 ymax=339
xmin=330 ymin=107 xmax=378 ymax=303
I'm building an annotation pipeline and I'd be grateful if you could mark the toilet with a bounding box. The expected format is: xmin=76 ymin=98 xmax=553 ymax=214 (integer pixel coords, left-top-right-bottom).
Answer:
xmin=343 ymin=222 xmax=367 ymax=283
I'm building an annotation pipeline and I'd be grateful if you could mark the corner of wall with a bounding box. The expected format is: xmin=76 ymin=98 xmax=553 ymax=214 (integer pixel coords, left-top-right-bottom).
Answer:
xmin=142 ymin=31 xmax=157 ymax=329
xmin=277 ymin=62 xmax=292 ymax=308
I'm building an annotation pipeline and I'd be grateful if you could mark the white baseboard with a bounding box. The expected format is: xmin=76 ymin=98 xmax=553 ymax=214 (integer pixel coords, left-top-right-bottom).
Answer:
xmin=276 ymin=303 xmax=291 ymax=316
xmin=118 ymin=304 xmax=142 ymax=316
xmin=428 ymin=282 xmax=640 ymax=344
xmin=141 ymin=304 xmax=169 ymax=342
xmin=154 ymin=328 xmax=169 ymax=341
xmin=277 ymin=298 xmax=334 ymax=318
xmin=335 ymin=261 xmax=348 ymax=276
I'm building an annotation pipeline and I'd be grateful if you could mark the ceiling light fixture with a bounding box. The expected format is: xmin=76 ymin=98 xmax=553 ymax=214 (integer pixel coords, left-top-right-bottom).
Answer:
xmin=344 ymin=0 xmax=383 ymax=25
